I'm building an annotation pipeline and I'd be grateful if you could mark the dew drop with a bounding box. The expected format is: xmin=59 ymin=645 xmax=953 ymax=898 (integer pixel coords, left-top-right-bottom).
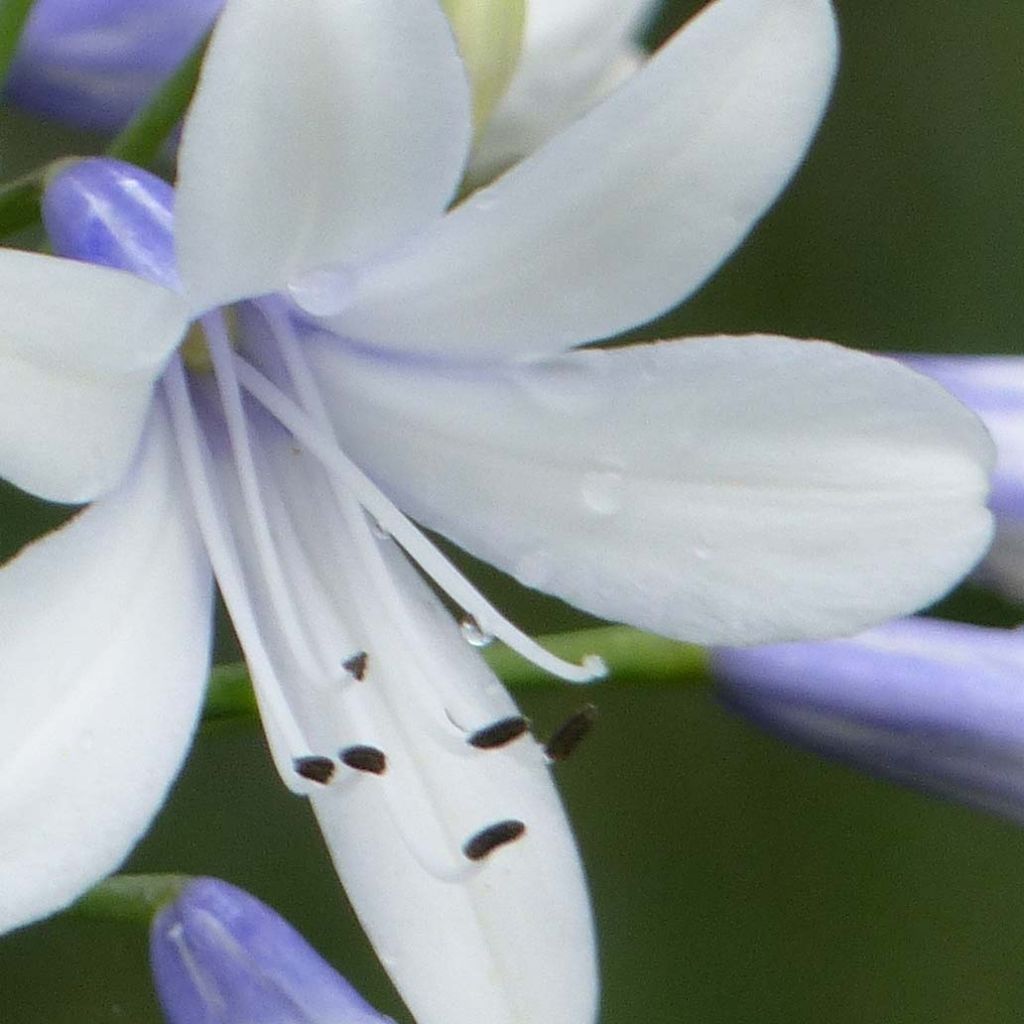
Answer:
xmin=460 ymin=614 xmax=495 ymax=648
xmin=288 ymin=264 xmax=358 ymax=316
xmin=580 ymin=470 xmax=625 ymax=515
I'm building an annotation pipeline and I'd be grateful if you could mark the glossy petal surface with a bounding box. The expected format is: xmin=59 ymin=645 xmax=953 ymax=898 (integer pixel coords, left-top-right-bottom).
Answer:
xmin=0 ymin=408 xmax=212 ymax=934
xmin=0 ymin=248 xmax=188 ymax=502
xmin=312 ymin=333 xmax=994 ymax=644
xmin=330 ymin=0 xmax=838 ymax=357
xmin=176 ymin=0 xmax=472 ymax=313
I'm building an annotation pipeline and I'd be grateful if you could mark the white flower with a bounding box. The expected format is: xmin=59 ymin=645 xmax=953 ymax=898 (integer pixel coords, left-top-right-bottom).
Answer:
xmin=0 ymin=1 xmax=994 ymax=1023
xmin=471 ymin=0 xmax=660 ymax=179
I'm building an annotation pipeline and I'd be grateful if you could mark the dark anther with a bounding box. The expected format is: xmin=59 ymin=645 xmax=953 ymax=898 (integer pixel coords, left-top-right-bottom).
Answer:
xmin=293 ymin=755 xmax=336 ymax=784
xmin=463 ymin=820 xmax=527 ymax=861
xmin=340 ymin=745 xmax=388 ymax=775
xmin=544 ymin=703 xmax=598 ymax=762
xmin=342 ymin=651 xmax=369 ymax=681
xmin=467 ymin=715 xmax=530 ymax=750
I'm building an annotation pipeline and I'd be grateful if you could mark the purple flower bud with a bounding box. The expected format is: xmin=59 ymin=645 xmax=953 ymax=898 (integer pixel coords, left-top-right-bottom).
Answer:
xmin=5 ymin=0 xmax=221 ymax=132
xmin=42 ymin=157 xmax=179 ymax=291
xmin=713 ymin=617 xmax=1024 ymax=822
xmin=150 ymin=878 xmax=395 ymax=1024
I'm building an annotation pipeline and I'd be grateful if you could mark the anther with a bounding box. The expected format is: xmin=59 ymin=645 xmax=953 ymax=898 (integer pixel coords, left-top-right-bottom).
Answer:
xmin=467 ymin=716 xmax=530 ymax=750
xmin=340 ymin=745 xmax=388 ymax=775
xmin=463 ymin=820 xmax=527 ymax=861
xmin=293 ymin=755 xmax=336 ymax=784
xmin=342 ymin=651 xmax=368 ymax=680
xmin=545 ymin=704 xmax=598 ymax=762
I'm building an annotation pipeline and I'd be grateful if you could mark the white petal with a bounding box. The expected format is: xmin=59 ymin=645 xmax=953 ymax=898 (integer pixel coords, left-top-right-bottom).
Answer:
xmin=330 ymin=0 xmax=838 ymax=358
xmin=0 ymin=248 xmax=189 ymax=503
xmin=0 ymin=406 xmax=213 ymax=934
xmin=195 ymin=414 xmax=596 ymax=1024
xmin=469 ymin=0 xmax=656 ymax=180
xmin=175 ymin=0 xmax=472 ymax=314
xmin=312 ymin=333 xmax=994 ymax=645
xmin=311 ymin=550 xmax=596 ymax=1024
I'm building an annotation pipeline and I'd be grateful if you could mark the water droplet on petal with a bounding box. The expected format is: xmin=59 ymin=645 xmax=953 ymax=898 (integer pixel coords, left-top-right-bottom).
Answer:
xmin=459 ymin=614 xmax=495 ymax=648
xmin=288 ymin=264 xmax=358 ymax=316
xmin=580 ymin=470 xmax=625 ymax=515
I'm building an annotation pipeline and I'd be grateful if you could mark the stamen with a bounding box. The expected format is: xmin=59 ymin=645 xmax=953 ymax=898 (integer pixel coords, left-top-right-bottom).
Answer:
xmin=467 ymin=716 xmax=531 ymax=750
xmin=204 ymin=314 xmax=322 ymax=681
xmin=463 ymin=820 xmax=527 ymax=861
xmin=162 ymin=361 xmax=316 ymax=789
xmin=340 ymin=745 xmax=388 ymax=775
xmin=545 ymin=704 xmax=598 ymax=762
xmin=342 ymin=651 xmax=369 ymax=681
xmin=233 ymin=352 xmax=606 ymax=685
xmin=293 ymin=756 xmax=336 ymax=784
xmin=252 ymin=308 xmax=486 ymax=733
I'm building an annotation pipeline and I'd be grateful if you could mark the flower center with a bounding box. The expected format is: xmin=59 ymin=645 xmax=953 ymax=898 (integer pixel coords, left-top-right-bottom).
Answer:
xmin=162 ymin=297 xmax=603 ymax=877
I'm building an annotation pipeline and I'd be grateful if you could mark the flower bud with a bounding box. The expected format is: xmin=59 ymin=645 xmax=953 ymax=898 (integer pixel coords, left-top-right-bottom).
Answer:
xmin=150 ymin=877 xmax=394 ymax=1024
xmin=43 ymin=158 xmax=179 ymax=290
xmin=6 ymin=0 xmax=220 ymax=132
xmin=713 ymin=617 xmax=1024 ymax=823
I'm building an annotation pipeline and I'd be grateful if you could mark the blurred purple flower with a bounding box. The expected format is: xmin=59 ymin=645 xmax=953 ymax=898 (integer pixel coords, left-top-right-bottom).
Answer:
xmin=5 ymin=0 xmax=220 ymax=132
xmin=151 ymin=877 xmax=394 ymax=1024
xmin=713 ymin=616 xmax=1024 ymax=822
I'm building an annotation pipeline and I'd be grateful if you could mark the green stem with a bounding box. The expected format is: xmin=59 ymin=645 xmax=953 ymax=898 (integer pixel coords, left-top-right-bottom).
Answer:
xmin=0 ymin=0 xmax=35 ymax=92
xmin=0 ymin=165 xmax=44 ymax=237
xmin=204 ymin=626 xmax=711 ymax=725
xmin=70 ymin=873 xmax=191 ymax=924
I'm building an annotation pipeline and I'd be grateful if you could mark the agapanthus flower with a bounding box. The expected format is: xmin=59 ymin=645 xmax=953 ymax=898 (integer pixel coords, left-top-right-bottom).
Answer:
xmin=151 ymin=877 xmax=395 ymax=1024
xmin=0 ymin=0 xmax=995 ymax=1022
xmin=714 ymin=617 xmax=1024 ymax=824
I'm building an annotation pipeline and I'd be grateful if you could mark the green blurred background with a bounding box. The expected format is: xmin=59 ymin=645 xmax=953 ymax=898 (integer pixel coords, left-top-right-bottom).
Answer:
xmin=2 ymin=1 xmax=1024 ymax=1021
